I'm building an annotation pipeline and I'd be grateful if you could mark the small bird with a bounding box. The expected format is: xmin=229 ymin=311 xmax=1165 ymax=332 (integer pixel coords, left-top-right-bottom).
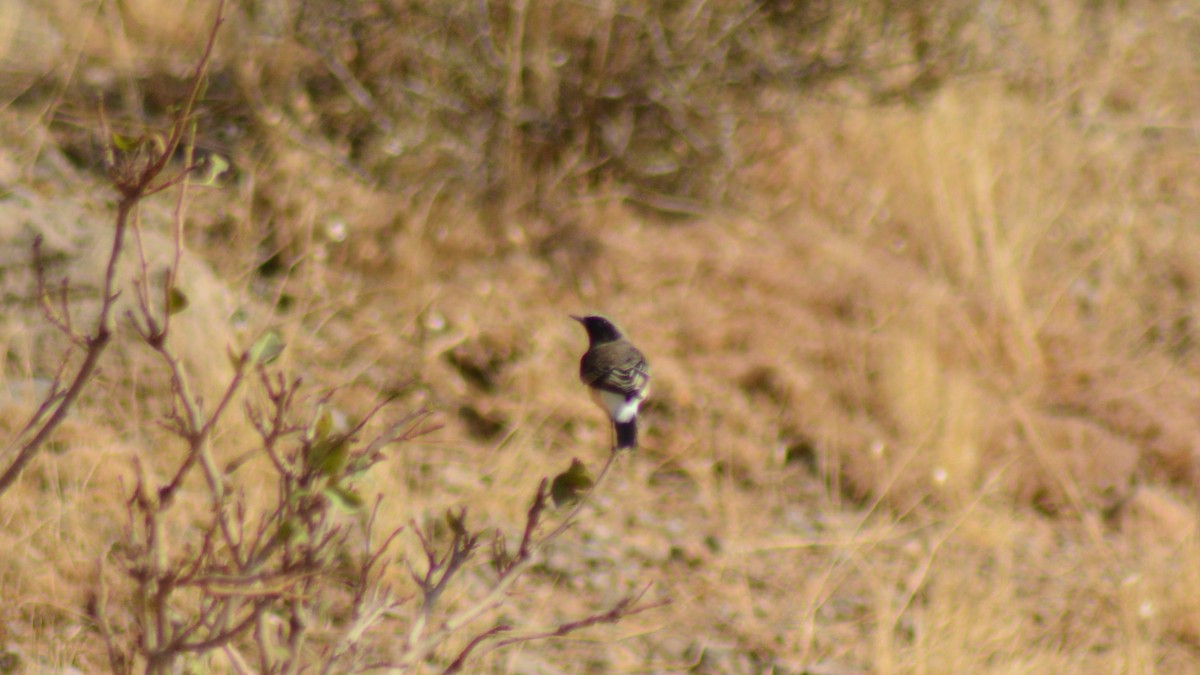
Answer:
xmin=572 ymin=314 xmax=650 ymax=450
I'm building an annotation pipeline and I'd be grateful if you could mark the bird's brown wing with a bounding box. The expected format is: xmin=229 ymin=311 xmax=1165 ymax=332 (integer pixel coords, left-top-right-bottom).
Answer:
xmin=581 ymin=342 xmax=649 ymax=399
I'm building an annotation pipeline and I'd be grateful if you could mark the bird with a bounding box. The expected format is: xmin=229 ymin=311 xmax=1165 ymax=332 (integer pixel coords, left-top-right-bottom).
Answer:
xmin=571 ymin=314 xmax=650 ymax=451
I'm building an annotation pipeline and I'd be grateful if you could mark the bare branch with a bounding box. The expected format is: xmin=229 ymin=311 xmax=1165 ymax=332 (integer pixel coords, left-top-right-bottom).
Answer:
xmin=398 ymin=451 xmax=623 ymax=669
xmin=32 ymin=236 xmax=83 ymax=344
xmin=441 ymin=624 xmax=512 ymax=674
xmin=0 ymin=0 xmax=229 ymax=498
xmin=445 ymin=586 xmax=668 ymax=674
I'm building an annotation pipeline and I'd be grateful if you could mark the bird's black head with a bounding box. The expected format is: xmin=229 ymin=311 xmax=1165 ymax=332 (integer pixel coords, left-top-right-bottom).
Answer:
xmin=571 ymin=314 xmax=624 ymax=345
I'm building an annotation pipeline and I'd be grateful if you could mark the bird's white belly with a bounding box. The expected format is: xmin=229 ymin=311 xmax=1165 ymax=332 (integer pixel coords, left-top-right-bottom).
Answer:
xmin=593 ymin=388 xmax=643 ymax=423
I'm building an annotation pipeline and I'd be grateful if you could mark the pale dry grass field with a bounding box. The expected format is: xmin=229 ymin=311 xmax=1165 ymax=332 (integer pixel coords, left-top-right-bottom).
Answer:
xmin=3 ymin=0 xmax=1200 ymax=672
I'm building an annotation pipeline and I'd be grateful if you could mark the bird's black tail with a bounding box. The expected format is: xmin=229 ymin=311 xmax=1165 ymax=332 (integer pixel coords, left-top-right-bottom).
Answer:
xmin=615 ymin=418 xmax=638 ymax=450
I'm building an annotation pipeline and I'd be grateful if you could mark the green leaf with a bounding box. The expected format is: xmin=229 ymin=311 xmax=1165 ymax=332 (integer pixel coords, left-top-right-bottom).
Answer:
xmin=305 ymin=437 xmax=349 ymax=478
xmin=309 ymin=405 xmax=333 ymax=443
xmin=191 ymin=153 xmax=230 ymax=187
xmin=247 ymin=330 xmax=285 ymax=366
xmin=323 ymin=485 xmax=364 ymax=513
xmin=275 ymin=518 xmax=308 ymax=545
xmin=167 ymin=287 xmax=189 ymax=315
xmin=147 ymin=133 xmax=166 ymax=159
xmin=111 ymin=133 xmax=138 ymax=151
xmin=446 ymin=508 xmax=468 ymax=537
xmin=550 ymin=458 xmax=594 ymax=507
xmin=345 ymin=454 xmax=377 ymax=478
xmin=287 ymin=487 xmax=313 ymax=506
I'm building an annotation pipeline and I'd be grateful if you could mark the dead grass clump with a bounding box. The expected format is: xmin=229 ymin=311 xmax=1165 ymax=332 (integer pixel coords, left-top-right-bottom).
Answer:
xmin=225 ymin=0 xmax=982 ymax=226
xmin=736 ymin=65 xmax=1200 ymax=511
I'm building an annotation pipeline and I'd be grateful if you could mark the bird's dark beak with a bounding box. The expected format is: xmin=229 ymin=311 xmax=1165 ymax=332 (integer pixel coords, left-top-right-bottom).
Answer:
xmin=570 ymin=315 xmax=584 ymax=323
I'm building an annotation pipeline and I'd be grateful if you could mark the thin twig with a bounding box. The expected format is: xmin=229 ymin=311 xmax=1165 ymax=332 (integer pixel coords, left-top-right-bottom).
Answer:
xmin=0 ymin=0 xmax=228 ymax=498
xmin=399 ymin=451 xmax=622 ymax=668
xmin=446 ymin=585 xmax=668 ymax=673
xmin=0 ymin=196 xmax=130 ymax=495
xmin=441 ymin=624 xmax=512 ymax=674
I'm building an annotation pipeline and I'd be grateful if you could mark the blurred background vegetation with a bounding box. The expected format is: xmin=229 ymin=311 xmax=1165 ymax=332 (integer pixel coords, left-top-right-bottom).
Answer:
xmin=5 ymin=0 xmax=1200 ymax=671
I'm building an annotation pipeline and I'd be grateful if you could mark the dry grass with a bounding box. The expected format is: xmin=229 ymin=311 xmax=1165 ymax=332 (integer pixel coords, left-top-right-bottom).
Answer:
xmin=4 ymin=0 xmax=1200 ymax=671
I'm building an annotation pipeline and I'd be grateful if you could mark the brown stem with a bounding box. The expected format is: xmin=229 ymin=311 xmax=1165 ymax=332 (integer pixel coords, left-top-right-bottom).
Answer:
xmin=0 ymin=195 xmax=134 ymax=495
xmin=0 ymin=0 xmax=228 ymax=497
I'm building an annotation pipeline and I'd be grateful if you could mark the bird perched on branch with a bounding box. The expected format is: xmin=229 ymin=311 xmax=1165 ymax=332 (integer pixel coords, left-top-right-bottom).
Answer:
xmin=572 ymin=315 xmax=650 ymax=451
